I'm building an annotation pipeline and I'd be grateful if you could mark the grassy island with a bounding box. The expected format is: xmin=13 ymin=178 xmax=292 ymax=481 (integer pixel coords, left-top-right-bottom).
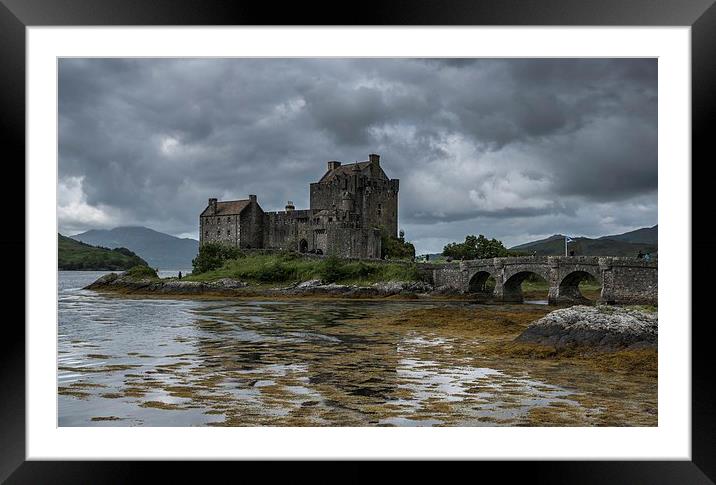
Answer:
xmin=185 ymin=250 xmax=420 ymax=286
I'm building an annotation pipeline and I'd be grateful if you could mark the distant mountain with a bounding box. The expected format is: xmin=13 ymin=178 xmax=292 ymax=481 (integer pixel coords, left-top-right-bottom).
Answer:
xmin=600 ymin=225 xmax=658 ymax=245
xmin=71 ymin=226 xmax=198 ymax=269
xmin=58 ymin=233 xmax=148 ymax=270
xmin=510 ymin=226 xmax=657 ymax=257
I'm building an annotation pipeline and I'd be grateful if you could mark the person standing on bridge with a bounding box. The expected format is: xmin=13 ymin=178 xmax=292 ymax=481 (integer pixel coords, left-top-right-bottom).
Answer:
xmin=637 ymin=250 xmax=644 ymax=259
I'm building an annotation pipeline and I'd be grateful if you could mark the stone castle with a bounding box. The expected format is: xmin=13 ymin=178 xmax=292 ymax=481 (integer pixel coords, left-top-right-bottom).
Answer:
xmin=199 ymin=154 xmax=399 ymax=258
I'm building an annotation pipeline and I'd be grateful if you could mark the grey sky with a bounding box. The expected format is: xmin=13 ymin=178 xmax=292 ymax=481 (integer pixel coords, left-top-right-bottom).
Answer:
xmin=58 ymin=58 xmax=657 ymax=254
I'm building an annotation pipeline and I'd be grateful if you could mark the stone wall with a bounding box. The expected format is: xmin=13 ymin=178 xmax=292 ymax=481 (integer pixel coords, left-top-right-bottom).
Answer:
xmin=323 ymin=225 xmax=381 ymax=259
xmin=423 ymin=256 xmax=657 ymax=305
xmin=309 ymin=171 xmax=399 ymax=238
xmin=361 ymin=178 xmax=399 ymax=237
xmin=238 ymin=198 xmax=264 ymax=249
xmin=599 ymin=258 xmax=658 ymax=305
xmin=263 ymin=209 xmax=312 ymax=250
xmin=199 ymin=214 xmax=240 ymax=246
xmin=262 ymin=210 xmax=381 ymax=258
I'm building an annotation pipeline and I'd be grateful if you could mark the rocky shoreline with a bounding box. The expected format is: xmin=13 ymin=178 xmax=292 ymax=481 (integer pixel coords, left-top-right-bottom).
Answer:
xmin=515 ymin=305 xmax=657 ymax=351
xmin=86 ymin=273 xmax=657 ymax=352
xmin=85 ymin=272 xmax=449 ymax=299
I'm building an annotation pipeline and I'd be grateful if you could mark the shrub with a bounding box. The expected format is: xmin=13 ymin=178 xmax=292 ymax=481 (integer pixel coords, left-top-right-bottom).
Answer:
xmin=192 ymin=243 xmax=244 ymax=274
xmin=378 ymin=227 xmax=416 ymax=260
xmin=254 ymin=260 xmax=293 ymax=282
xmin=125 ymin=265 xmax=158 ymax=279
xmin=320 ymin=255 xmax=345 ymax=283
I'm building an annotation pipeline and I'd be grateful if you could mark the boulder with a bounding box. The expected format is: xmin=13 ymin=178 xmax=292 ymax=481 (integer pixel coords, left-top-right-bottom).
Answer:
xmin=515 ymin=305 xmax=657 ymax=350
xmin=296 ymin=279 xmax=323 ymax=289
xmin=209 ymin=278 xmax=248 ymax=289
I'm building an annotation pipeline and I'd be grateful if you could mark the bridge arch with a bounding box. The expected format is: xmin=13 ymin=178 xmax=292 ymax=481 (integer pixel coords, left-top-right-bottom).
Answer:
xmin=556 ymin=269 xmax=602 ymax=303
xmin=502 ymin=270 xmax=550 ymax=303
xmin=467 ymin=270 xmax=495 ymax=294
xmin=503 ymin=265 xmax=551 ymax=283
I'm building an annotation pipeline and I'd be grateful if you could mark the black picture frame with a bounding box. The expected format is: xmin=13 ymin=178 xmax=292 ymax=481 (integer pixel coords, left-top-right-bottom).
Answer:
xmin=2 ymin=0 xmax=712 ymax=481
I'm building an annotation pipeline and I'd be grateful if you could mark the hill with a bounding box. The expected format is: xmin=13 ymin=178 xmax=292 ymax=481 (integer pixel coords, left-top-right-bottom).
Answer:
xmin=600 ymin=225 xmax=658 ymax=245
xmin=510 ymin=227 xmax=657 ymax=257
xmin=58 ymin=234 xmax=148 ymax=270
xmin=71 ymin=226 xmax=198 ymax=269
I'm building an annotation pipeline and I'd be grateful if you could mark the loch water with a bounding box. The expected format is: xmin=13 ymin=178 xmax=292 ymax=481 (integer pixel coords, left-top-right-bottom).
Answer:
xmin=58 ymin=271 xmax=656 ymax=427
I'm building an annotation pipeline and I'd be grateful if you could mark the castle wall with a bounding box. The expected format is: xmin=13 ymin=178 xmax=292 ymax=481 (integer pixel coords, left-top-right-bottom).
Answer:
xmin=361 ymin=178 xmax=399 ymax=237
xmin=263 ymin=209 xmax=311 ymax=251
xmin=262 ymin=209 xmax=380 ymax=259
xmin=200 ymin=214 xmax=240 ymax=246
xmin=309 ymin=172 xmax=399 ymax=238
xmin=239 ymin=199 xmax=265 ymax=249
xmin=324 ymin=225 xmax=381 ymax=259
xmin=310 ymin=177 xmax=351 ymax=212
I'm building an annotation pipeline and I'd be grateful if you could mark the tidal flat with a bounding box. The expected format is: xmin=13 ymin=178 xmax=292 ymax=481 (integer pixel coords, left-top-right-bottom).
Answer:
xmin=59 ymin=272 xmax=656 ymax=427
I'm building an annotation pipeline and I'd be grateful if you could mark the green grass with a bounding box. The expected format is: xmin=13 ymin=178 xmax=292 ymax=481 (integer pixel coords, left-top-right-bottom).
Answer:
xmin=184 ymin=253 xmax=421 ymax=285
xmin=519 ymin=279 xmax=603 ymax=301
xmin=124 ymin=265 xmax=158 ymax=280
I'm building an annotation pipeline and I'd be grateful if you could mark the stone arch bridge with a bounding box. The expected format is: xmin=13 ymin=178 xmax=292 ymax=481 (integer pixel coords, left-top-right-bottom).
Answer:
xmin=417 ymin=256 xmax=657 ymax=305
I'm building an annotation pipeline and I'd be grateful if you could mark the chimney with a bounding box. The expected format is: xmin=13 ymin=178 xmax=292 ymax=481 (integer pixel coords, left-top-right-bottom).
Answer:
xmin=208 ymin=198 xmax=218 ymax=214
xmin=285 ymin=200 xmax=295 ymax=212
xmin=248 ymin=194 xmax=257 ymax=203
xmin=327 ymin=160 xmax=341 ymax=171
xmin=369 ymin=153 xmax=380 ymax=167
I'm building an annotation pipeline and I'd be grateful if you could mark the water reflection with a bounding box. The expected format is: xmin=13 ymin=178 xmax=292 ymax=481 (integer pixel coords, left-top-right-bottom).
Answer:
xmin=58 ymin=271 xmax=655 ymax=427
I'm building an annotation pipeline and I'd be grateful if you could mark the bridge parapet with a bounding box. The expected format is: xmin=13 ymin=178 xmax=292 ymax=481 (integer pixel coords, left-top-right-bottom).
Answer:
xmin=423 ymin=256 xmax=657 ymax=306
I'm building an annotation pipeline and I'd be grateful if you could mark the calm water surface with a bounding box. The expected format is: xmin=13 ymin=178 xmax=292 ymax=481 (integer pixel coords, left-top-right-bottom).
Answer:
xmin=58 ymin=271 xmax=655 ymax=426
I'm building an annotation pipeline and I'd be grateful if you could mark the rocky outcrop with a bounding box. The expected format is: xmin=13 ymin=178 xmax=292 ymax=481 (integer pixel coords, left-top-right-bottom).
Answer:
xmin=515 ymin=305 xmax=657 ymax=350
xmin=282 ymin=280 xmax=434 ymax=297
xmin=85 ymin=272 xmax=248 ymax=295
xmin=85 ymin=272 xmax=435 ymax=298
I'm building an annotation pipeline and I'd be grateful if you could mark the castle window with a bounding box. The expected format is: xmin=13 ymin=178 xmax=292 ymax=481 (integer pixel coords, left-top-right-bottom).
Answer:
xmin=218 ymin=218 xmax=221 ymax=224
xmin=205 ymin=231 xmax=208 ymax=236
xmin=227 ymin=229 xmax=230 ymax=235
xmin=217 ymin=230 xmax=221 ymax=236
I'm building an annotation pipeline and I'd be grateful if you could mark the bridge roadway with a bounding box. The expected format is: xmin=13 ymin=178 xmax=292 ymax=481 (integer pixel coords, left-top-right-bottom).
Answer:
xmin=416 ymin=256 xmax=657 ymax=305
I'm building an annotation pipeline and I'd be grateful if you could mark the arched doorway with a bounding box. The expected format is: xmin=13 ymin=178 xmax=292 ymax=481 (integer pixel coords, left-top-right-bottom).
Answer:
xmin=503 ymin=271 xmax=549 ymax=303
xmin=299 ymin=239 xmax=308 ymax=253
xmin=558 ymin=271 xmax=602 ymax=304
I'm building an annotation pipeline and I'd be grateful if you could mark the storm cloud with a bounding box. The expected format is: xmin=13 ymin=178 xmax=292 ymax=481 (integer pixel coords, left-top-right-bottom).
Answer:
xmin=58 ymin=58 xmax=657 ymax=253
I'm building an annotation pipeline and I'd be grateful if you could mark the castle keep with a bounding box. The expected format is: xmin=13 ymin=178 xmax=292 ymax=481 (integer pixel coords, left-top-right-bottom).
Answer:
xmin=199 ymin=154 xmax=399 ymax=259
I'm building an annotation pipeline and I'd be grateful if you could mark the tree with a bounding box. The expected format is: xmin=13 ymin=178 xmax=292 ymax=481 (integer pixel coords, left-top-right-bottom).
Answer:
xmin=191 ymin=243 xmax=244 ymax=274
xmin=380 ymin=227 xmax=415 ymax=260
xmin=442 ymin=234 xmax=511 ymax=260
